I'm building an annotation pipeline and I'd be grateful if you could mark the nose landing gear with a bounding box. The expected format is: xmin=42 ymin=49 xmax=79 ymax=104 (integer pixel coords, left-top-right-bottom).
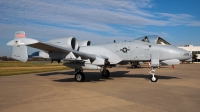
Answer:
xmin=149 ymin=67 xmax=158 ymax=82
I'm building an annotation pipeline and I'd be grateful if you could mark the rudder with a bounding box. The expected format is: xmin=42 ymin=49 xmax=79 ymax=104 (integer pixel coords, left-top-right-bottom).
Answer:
xmin=12 ymin=45 xmax=28 ymax=62
xmin=12 ymin=31 xmax=28 ymax=62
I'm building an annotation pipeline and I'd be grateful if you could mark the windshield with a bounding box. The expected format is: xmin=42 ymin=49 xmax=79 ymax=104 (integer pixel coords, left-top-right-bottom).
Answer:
xmin=135 ymin=35 xmax=171 ymax=45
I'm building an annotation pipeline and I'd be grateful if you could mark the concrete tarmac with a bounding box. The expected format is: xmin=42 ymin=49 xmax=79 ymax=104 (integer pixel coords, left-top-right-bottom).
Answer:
xmin=0 ymin=64 xmax=200 ymax=112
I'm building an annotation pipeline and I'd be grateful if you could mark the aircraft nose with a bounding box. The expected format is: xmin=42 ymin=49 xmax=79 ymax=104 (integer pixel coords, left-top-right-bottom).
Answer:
xmin=183 ymin=51 xmax=192 ymax=59
xmin=189 ymin=52 xmax=192 ymax=58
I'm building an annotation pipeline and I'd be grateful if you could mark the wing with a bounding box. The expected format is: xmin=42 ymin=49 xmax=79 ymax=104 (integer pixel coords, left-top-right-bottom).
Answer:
xmin=7 ymin=38 xmax=105 ymax=65
xmin=29 ymin=43 xmax=104 ymax=61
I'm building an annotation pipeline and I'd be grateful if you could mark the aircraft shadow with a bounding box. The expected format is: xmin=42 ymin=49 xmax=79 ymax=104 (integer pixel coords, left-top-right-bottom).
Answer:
xmin=126 ymin=66 xmax=170 ymax=69
xmin=36 ymin=70 xmax=181 ymax=82
xmin=36 ymin=71 xmax=75 ymax=76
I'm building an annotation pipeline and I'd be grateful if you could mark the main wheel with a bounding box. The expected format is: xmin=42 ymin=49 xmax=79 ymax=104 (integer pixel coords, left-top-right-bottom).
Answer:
xmin=150 ymin=75 xmax=158 ymax=82
xmin=132 ymin=65 xmax=137 ymax=68
xmin=75 ymin=72 xmax=85 ymax=82
xmin=101 ymin=69 xmax=110 ymax=77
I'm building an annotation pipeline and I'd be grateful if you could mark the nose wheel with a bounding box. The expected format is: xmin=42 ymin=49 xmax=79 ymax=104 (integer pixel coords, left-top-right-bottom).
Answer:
xmin=150 ymin=75 xmax=158 ymax=82
xmin=149 ymin=67 xmax=158 ymax=82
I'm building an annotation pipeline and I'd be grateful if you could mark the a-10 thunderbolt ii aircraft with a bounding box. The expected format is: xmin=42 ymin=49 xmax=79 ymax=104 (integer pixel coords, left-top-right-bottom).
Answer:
xmin=7 ymin=31 xmax=192 ymax=82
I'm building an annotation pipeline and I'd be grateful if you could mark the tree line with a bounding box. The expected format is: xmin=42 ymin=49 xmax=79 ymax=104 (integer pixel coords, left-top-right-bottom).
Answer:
xmin=0 ymin=56 xmax=50 ymax=61
xmin=0 ymin=56 xmax=15 ymax=61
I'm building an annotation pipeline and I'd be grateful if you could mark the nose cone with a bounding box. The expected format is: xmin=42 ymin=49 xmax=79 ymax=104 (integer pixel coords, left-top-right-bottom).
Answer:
xmin=167 ymin=46 xmax=192 ymax=61
xmin=180 ymin=49 xmax=192 ymax=61
xmin=160 ymin=45 xmax=192 ymax=61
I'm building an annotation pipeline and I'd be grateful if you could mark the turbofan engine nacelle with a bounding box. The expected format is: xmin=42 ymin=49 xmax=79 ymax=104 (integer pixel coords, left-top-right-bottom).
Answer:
xmin=160 ymin=59 xmax=180 ymax=66
xmin=47 ymin=37 xmax=78 ymax=50
xmin=77 ymin=40 xmax=91 ymax=47
xmin=63 ymin=63 xmax=101 ymax=70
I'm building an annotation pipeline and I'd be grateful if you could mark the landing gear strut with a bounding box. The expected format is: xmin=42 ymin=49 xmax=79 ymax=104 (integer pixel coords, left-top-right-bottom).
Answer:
xmin=149 ymin=67 xmax=158 ymax=82
xmin=101 ymin=66 xmax=110 ymax=77
xmin=100 ymin=60 xmax=110 ymax=77
xmin=74 ymin=69 xmax=85 ymax=82
xmin=130 ymin=62 xmax=139 ymax=68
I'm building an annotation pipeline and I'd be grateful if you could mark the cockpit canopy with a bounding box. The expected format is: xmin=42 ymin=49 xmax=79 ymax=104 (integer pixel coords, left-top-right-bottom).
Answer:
xmin=135 ymin=35 xmax=171 ymax=45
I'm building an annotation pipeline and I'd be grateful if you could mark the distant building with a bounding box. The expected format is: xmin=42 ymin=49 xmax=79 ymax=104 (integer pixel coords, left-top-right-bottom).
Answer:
xmin=179 ymin=45 xmax=200 ymax=61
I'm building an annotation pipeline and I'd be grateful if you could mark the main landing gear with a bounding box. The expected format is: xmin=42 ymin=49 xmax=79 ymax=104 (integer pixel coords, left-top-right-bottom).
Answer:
xmin=132 ymin=65 xmax=138 ymax=68
xmin=130 ymin=62 xmax=139 ymax=68
xmin=149 ymin=67 xmax=158 ymax=82
xmin=74 ymin=69 xmax=85 ymax=82
xmin=74 ymin=68 xmax=110 ymax=82
xmin=100 ymin=66 xmax=110 ymax=77
xmin=101 ymin=60 xmax=110 ymax=77
xmin=74 ymin=60 xmax=111 ymax=82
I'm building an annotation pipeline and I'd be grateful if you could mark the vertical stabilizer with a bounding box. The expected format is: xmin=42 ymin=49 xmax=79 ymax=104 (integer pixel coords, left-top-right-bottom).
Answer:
xmin=12 ymin=45 xmax=28 ymax=62
xmin=12 ymin=31 xmax=28 ymax=62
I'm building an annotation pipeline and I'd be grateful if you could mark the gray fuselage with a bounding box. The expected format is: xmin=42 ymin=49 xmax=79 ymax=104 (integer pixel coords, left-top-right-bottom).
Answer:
xmin=79 ymin=40 xmax=191 ymax=64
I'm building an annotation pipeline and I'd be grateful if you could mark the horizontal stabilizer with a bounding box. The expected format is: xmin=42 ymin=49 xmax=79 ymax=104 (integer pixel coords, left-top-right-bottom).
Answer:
xmin=7 ymin=31 xmax=39 ymax=62
xmin=7 ymin=38 xmax=38 ymax=62
xmin=7 ymin=38 xmax=39 ymax=46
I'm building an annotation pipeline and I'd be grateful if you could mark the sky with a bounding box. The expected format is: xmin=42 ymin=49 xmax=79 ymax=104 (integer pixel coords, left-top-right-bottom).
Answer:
xmin=0 ymin=0 xmax=200 ymax=56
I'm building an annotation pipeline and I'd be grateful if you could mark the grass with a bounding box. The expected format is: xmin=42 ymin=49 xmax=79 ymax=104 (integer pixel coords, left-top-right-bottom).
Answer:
xmin=0 ymin=61 xmax=71 ymax=76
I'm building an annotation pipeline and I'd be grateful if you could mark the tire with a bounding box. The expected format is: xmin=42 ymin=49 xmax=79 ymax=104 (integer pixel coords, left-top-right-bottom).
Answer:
xmin=150 ymin=75 xmax=158 ymax=82
xmin=132 ymin=65 xmax=137 ymax=68
xmin=101 ymin=69 xmax=110 ymax=77
xmin=75 ymin=72 xmax=85 ymax=82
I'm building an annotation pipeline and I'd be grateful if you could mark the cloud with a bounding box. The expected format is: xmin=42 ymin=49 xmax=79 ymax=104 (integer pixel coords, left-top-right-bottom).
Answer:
xmin=0 ymin=0 xmax=169 ymax=28
xmin=157 ymin=13 xmax=200 ymax=26
xmin=0 ymin=0 xmax=200 ymax=42
xmin=0 ymin=23 xmax=134 ymax=45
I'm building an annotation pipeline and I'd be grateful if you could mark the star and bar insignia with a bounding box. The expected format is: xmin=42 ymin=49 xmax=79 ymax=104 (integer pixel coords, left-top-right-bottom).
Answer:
xmin=120 ymin=47 xmax=130 ymax=53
